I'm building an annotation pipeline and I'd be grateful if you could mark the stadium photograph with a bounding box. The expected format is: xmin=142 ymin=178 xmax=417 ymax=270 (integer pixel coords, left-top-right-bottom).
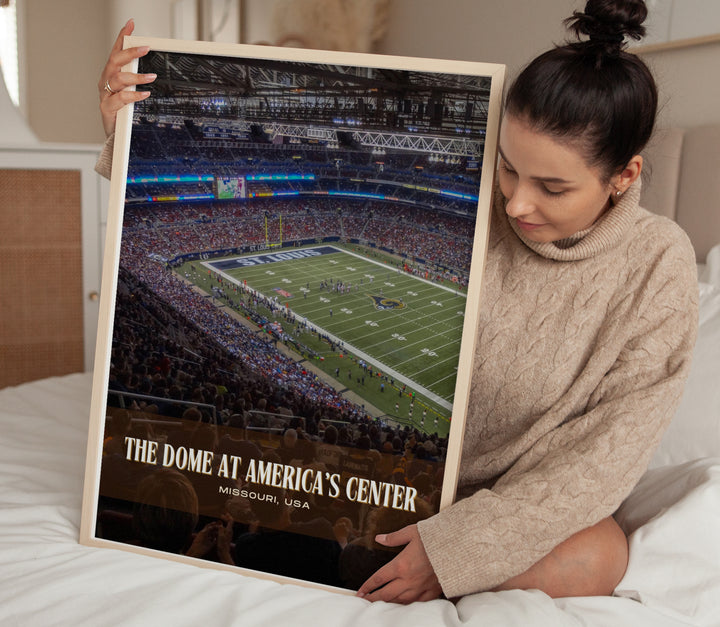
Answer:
xmin=91 ymin=43 xmax=498 ymax=589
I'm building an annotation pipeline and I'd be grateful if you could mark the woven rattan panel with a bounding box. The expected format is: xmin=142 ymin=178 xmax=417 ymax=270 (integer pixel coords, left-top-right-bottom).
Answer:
xmin=0 ymin=169 xmax=83 ymax=388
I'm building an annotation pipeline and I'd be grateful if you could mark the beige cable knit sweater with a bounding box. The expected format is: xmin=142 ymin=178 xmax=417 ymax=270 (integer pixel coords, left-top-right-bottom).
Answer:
xmin=417 ymin=180 xmax=698 ymax=598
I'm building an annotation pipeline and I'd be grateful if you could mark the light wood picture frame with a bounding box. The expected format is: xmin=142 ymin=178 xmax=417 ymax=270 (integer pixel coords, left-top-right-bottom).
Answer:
xmin=80 ymin=35 xmax=505 ymax=593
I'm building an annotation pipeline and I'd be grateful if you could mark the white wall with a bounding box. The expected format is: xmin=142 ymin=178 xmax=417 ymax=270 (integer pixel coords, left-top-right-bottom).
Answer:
xmin=17 ymin=0 xmax=720 ymax=143
xmin=24 ymin=0 xmax=109 ymax=144
xmin=105 ymin=0 xmax=241 ymax=46
xmin=106 ymin=0 xmax=176 ymax=41
xmin=378 ymin=0 xmax=575 ymax=80
xmin=640 ymin=41 xmax=720 ymax=128
xmin=378 ymin=0 xmax=720 ymax=130
xmin=243 ymin=0 xmax=278 ymax=45
xmin=644 ymin=0 xmax=720 ymax=45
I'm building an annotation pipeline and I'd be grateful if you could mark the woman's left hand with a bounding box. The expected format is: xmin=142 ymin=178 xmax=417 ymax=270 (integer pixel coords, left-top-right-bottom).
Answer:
xmin=356 ymin=524 xmax=442 ymax=603
xmin=98 ymin=18 xmax=156 ymax=137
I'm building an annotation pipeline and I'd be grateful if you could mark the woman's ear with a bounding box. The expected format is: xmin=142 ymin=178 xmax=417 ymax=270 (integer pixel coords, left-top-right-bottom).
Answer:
xmin=613 ymin=155 xmax=643 ymax=195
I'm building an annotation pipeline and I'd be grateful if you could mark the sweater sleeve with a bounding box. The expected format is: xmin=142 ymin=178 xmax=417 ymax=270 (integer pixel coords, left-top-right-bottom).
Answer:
xmin=417 ymin=234 xmax=699 ymax=598
xmin=94 ymin=133 xmax=115 ymax=180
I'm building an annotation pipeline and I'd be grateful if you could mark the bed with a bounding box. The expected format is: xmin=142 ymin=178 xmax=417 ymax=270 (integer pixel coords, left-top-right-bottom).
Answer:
xmin=1 ymin=127 xmax=719 ymax=626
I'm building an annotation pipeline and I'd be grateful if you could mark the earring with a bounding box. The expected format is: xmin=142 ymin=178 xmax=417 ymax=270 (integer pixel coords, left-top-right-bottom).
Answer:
xmin=615 ymin=190 xmax=622 ymax=197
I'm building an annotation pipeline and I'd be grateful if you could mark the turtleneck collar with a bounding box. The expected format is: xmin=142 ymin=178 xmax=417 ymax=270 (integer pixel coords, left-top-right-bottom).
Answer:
xmin=503 ymin=179 xmax=642 ymax=261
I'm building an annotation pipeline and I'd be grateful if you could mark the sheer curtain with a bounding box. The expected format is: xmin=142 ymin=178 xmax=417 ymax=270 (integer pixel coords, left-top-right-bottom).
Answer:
xmin=0 ymin=0 xmax=19 ymax=108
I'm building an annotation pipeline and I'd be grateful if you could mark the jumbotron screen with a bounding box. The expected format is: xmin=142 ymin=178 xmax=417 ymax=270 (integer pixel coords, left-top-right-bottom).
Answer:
xmin=216 ymin=176 xmax=246 ymax=199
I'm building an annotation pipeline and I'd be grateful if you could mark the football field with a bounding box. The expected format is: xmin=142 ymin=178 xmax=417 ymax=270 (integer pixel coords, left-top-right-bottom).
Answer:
xmin=203 ymin=244 xmax=468 ymax=417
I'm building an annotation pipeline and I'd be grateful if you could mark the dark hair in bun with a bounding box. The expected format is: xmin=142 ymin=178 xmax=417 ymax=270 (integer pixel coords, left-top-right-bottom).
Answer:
xmin=505 ymin=0 xmax=656 ymax=182
xmin=567 ymin=0 xmax=647 ymax=55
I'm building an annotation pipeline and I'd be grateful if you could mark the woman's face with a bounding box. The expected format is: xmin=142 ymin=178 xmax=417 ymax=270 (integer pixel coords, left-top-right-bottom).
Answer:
xmin=497 ymin=114 xmax=616 ymax=243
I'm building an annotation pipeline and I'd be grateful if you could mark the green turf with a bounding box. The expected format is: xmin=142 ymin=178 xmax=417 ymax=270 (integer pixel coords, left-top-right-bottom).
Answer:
xmin=179 ymin=244 xmax=468 ymax=435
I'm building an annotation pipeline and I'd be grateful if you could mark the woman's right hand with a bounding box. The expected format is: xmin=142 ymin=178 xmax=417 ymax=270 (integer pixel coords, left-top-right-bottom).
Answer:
xmin=98 ymin=18 xmax=157 ymax=138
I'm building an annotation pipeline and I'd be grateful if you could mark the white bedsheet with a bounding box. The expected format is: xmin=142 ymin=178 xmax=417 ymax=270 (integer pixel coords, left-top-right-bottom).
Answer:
xmin=0 ymin=373 xmax=718 ymax=626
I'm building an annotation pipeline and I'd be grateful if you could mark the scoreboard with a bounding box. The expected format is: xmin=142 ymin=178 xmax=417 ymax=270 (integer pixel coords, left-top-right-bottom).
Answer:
xmin=215 ymin=176 xmax=246 ymax=199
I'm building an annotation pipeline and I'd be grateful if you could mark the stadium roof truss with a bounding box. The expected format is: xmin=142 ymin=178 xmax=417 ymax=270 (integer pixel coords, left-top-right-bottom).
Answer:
xmin=140 ymin=112 xmax=482 ymax=158
xmin=138 ymin=51 xmax=491 ymax=157
xmin=348 ymin=130 xmax=481 ymax=158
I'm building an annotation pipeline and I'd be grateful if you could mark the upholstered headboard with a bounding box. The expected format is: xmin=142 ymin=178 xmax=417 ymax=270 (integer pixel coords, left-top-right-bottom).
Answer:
xmin=641 ymin=125 xmax=720 ymax=262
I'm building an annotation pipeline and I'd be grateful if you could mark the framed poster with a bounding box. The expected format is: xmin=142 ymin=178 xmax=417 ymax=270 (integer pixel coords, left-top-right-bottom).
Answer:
xmin=80 ymin=36 xmax=505 ymax=594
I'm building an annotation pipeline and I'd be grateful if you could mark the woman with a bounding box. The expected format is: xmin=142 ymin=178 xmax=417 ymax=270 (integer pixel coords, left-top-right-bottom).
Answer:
xmin=355 ymin=0 xmax=697 ymax=603
xmin=97 ymin=0 xmax=698 ymax=603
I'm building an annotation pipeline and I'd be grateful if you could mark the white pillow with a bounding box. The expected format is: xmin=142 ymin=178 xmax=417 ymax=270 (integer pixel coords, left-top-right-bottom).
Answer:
xmin=698 ymin=242 xmax=720 ymax=287
xmin=649 ymin=244 xmax=720 ymax=468
xmin=614 ymin=458 xmax=720 ymax=626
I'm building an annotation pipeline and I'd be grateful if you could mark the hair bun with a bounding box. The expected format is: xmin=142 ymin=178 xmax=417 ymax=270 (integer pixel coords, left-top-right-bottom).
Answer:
xmin=565 ymin=0 xmax=648 ymax=52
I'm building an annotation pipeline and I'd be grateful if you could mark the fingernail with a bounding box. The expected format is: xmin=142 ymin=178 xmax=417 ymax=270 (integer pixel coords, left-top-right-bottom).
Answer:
xmin=375 ymin=534 xmax=386 ymax=543
xmin=139 ymin=46 xmax=150 ymax=54
xmin=144 ymin=73 xmax=157 ymax=80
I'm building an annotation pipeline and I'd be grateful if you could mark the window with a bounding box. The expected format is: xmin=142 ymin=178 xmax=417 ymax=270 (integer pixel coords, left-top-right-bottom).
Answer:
xmin=0 ymin=0 xmax=19 ymax=107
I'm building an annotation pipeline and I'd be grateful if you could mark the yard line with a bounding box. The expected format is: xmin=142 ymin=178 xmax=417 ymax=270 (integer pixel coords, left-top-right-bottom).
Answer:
xmin=208 ymin=269 xmax=453 ymax=410
xmin=392 ymin=335 xmax=462 ymax=371
xmin=407 ymin=352 xmax=461 ymax=380
xmin=335 ymin=246 xmax=467 ymax=298
xmin=332 ymin=297 xmax=464 ymax=345
xmin=202 ymin=247 xmax=469 ymax=410
xmin=367 ymin=328 xmax=462 ymax=362
xmin=359 ymin=313 xmax=460 ymax=351
xmin=422 ymin=368 xmax=461 ymax=397
xmin=290 ymin=311 xmax=453 ymax=411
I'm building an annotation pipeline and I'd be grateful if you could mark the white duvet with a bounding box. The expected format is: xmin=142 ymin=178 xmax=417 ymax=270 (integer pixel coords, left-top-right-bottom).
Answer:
xmin=0 ymin=373 xmax=718 ymax=626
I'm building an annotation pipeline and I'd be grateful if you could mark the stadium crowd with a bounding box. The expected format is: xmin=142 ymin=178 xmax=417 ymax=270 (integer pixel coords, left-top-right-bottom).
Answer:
xmin=123 ymin=196 xmax=474 ymax=277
